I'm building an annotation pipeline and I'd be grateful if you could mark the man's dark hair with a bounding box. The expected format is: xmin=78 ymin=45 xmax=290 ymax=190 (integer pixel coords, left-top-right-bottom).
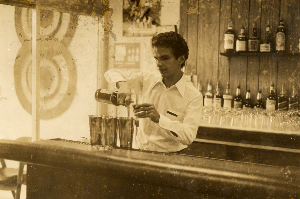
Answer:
xmin=151 ymin=31 xmax=189 ymax=68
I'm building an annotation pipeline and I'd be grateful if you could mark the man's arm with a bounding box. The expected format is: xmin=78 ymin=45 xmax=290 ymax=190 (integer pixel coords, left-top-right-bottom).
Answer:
xmin=104 ymin=69 xmax=144 ymax=95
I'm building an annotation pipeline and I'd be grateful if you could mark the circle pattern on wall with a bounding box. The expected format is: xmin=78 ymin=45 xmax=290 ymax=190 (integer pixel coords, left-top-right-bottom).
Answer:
xmin=15 ymin=7 xmax=78 ymax=45
xmin=14 ymin=42 xmax=77 ymax=120
xmin=14 ymin=7 xmax=78 ymax=120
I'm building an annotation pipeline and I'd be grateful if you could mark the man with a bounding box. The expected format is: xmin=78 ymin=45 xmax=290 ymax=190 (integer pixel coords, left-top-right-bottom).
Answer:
xmin=104 ymin=31 xmax=202 ymax=152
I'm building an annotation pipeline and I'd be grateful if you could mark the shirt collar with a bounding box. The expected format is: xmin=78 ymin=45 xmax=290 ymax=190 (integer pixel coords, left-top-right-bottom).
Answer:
xmin=151 ymin=74 xmax=186 ymax=97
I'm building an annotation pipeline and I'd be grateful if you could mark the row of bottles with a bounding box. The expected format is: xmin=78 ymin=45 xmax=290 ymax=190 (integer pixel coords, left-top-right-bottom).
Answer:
xmin=201 ymin=82 xmax=299 ymax=111
xmin=224 ymin=19 xmax=290 ymax=53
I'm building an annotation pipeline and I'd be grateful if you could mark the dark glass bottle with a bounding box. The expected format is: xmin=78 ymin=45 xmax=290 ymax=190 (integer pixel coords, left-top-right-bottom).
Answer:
xmin=255 ymin=90 xmax=264 ymax=109
xmin=234 ymin=85 xmax=243 ymax=109
xmin=248 ymin=22 xmax=259 ymax=52
xmin=224 ymin=20 xmax=235 ymax=53
xmin=95 ymin=89 xmax=128 ymax=106
xmin=204 ymin=83 xmax=213 ymax=107
xmin=266 ymin=83 xmax=276 ymax=111
xmin=276 ymin=19 xmax=285 ymax=52
xmin=260 ymin=24 xmax=272 ymax=52
xmin=198 ymin=82 xmax=204 ymax=106
xmin=277 ymin=85 xmax=288 ymax=111
xmin=244 ymin=89 xmax=252 ymax=109
xmin=223 ymin=82 xmax=233 ymax=109
xmin=213 ymin=82 xmax=222 ymax=108
xmin=236 ymin=27 xmax=247 ymax=52
xmin=289 ymin=86 xmax=298 ymax=111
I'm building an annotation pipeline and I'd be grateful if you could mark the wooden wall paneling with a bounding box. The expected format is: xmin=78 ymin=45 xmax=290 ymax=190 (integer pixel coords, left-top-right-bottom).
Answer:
xmin=297 ymin=1 xmax=300 ymax=100
xmin=197 ymin=0 xmax=220 ymax=93
xmin=230 ymin=0 xmax=249 ymax=101
xmin=259 ymin=0 xmax=279 ymax=108
xmin=247 ymin=0 xmax=261 ymax=105
xmin=179 ymin=0 xmax=188 ymax=44
xmin=219 ymin=0 xmax=232 ymax=94
xmin=186 ymin=0 xmax=199 ymax=76
xmin=278 ymin=0 xmax=298 ymax=97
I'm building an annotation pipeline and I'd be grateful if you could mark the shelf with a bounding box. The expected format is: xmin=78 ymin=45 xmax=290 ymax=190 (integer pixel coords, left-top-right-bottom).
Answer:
xmin=220 ymin=51 xmax=300 ymax=57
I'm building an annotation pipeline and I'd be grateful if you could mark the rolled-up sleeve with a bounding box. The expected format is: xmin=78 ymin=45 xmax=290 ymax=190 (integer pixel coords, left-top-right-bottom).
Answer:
xmin=158 ymin=94 xmax=202 ymax=145
xmin=104 ymin=69 xmax=144 ymax=95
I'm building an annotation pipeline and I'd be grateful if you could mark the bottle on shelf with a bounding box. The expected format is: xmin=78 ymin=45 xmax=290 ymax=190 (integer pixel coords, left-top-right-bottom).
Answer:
xmin=198 ymin=82 xmax=204 ymax=106
xmin=236 ymin=26 xmax=247 ymax=52
xmin=248 ymin=22 xmax=260 ymax=52
xmin=277 ymin=84 xmax=288 ymax=111
xmin=244 ymin=89 xmax=252 ymax=109
xmin=255 ymin=90 xmax=264 ymax=109
xmin=213 ymin=82 xmax=222 ymax=108
xmin=95 ymin=89 xmax=131 ymax=107
xmin=224 ymin=20 xmax=235 ymax=53
xmin=298 ymin=36 xmax=300 ymax=53
xmin=223 ymin=82 xmax=233 ymax=109
xmin=289 ymin=86 xmax=298 ymax=111
xmin=204 ymin=82 xmax=213 ymax=107
xmin=276 ymin=19 xmax=285 ymax=52
xmin=266 ymin=83 xmax=276 ymax=111
xmin=233 ymin=85 xmax=243 ymax=109
xmin=260 ymin=23 xmax=272 ymax=52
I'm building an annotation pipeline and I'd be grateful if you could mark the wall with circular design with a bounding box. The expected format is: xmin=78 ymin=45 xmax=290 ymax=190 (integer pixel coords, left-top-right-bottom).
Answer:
xmin=0 ymin=4 xmax=100 ymax=140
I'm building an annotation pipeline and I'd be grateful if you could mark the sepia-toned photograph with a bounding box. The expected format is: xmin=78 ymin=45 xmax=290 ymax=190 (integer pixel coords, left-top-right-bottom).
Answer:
xmin=0 ymin=0 xmax=300 ymax=198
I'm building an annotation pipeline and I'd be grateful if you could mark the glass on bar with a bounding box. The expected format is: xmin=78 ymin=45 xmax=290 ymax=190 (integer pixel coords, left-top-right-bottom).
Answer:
xmin=117 ymin=117 xmax=135 ymax=149
xmin=89 ymin=115 xmax=103 ymax=146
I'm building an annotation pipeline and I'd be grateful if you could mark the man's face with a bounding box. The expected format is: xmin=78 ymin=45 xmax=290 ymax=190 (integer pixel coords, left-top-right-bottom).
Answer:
xmin=152 ymin=46 xmax=183 ymax=79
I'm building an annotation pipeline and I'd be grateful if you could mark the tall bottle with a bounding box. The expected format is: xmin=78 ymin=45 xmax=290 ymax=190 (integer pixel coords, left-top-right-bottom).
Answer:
xmin=260 ymin=23 xmax=272 ymax=52
xmin=276 ymin=19 xmax=285 ymax=52
xmin=289 ymin=86 xmax=298 ymax=110
xmin=95 ymin=89 xmax=130 ymax=107
xmin=244 ymin=89 xmax=252 ymax=109
xmin=248 ymin=22 xmax=259 ymax=52
xmin=198 ymin=82 xmax=204 ymax=106
xmin=224 ymin=20 xmax=235 ymax=53
xmin=255 ymin=90 xmax=264 ymax=109
xmin=213 ymin=82 xmax=222 ymax=108
xmin=204 ymin=83 xmax=213 ymax=107
xmin=233 ymin=85 xmax=243 ymax=109
xmin=236 ymin=26 xmax=247 ymax=52
xmin=277 ymin=85 xmax=288 ymax=111
xmin=266 ymin=83 xmax=276 ymax=111
xmin=223 ymin=82 xmax=233 ymax=109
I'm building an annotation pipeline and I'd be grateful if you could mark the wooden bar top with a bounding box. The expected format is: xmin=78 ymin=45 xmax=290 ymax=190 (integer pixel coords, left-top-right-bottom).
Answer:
xmin=0 ymin=138 xmax=299 ymax=198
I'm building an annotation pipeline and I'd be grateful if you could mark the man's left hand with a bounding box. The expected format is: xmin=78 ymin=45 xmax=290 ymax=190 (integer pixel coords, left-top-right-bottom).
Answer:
xmin=133 ymin=103 xmax=160 ymax=123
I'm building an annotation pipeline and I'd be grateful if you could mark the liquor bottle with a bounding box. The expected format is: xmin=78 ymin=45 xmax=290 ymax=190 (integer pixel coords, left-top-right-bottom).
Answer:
xmin=236 ymin=26 xmax=247 ymax=52
xmin=204 ymin=83 xmax=213 ymax=107
xmin=289 ymin=86 xmax=298 ymax=110
xmin=233 ymin=85 xmax=243 ymax=109
xmin=223 ymin=82 xmax=233 ymax=109
xmin=95 ymin=89 xmax=131 ymax=107
xmin=276 ymin=19 xmax=285 ymax=52
xmin=248 ymin=22 xmax=259 ymax=52
xmin=260 ymin=24 xmax=272 ymax=52
xmin=277 ymin=85 xmax=288 ymax=111
xmin=266 ymin=83 xmax=276 ymax=111
xmin=213 ymin=82 xmax=222 ymax=108
xmin=255 ymin=90 xmax=264 ymax=109
xmin=224 ymin=20 xmax=235 ymax=53
xmin=298 ymin=37 xmax=300 ymax=53
xmin=198 ymin=82 xmax=204 ymax=106
xmin=244 ymin=89 xmax=252 ymax=109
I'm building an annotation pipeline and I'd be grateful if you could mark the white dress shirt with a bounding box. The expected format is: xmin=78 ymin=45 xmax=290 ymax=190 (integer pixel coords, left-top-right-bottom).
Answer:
xmin=104 ymin=69 xmax=203 ymax=152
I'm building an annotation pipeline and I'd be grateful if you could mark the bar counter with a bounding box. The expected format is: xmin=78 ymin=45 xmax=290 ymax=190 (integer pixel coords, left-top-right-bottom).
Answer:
xmin=0 ymin=135 xmax=300 ymax=198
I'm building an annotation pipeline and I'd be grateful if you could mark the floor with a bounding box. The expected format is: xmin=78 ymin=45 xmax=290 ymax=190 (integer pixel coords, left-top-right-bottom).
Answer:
xmin=0 ymin=160 xmax=26 ymax=199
